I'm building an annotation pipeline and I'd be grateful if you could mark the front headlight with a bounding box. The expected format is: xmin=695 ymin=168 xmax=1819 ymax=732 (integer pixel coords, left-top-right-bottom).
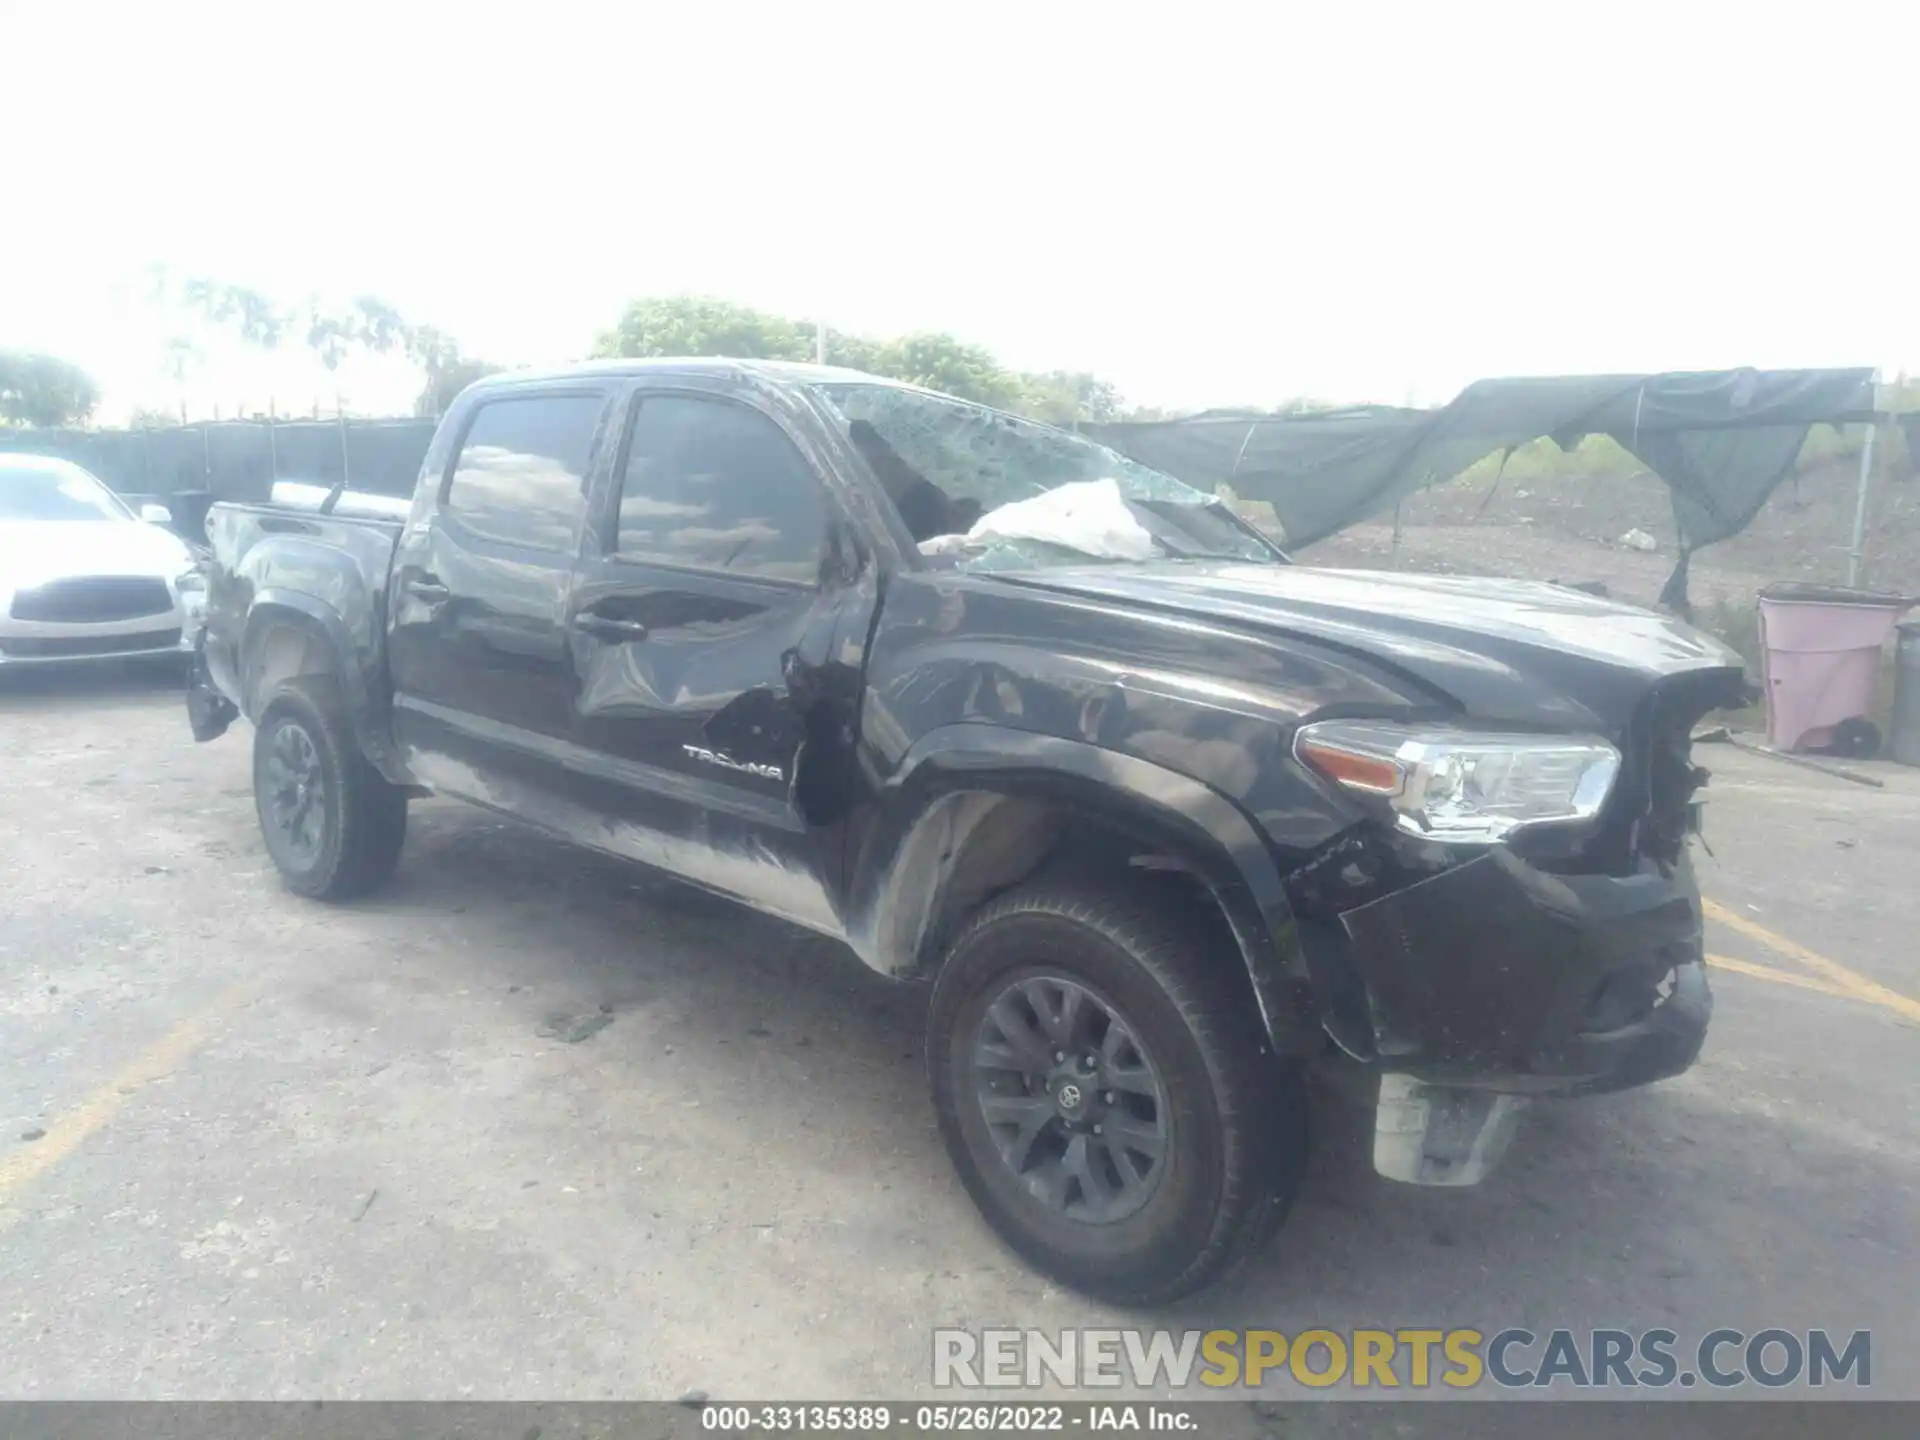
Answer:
xmin=1294 ymin=720 xmax=1621 ymax=844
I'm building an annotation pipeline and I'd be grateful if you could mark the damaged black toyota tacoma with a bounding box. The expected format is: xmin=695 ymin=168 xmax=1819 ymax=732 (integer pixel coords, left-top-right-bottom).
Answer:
xmin=188 ymin=360 xmax=1749 ymax=1304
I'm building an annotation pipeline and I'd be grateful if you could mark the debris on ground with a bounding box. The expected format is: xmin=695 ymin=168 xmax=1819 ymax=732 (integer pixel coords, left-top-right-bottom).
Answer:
xmin=1723 ymin=733 xmax=1884 ymax=787
xmin=538 ymin=1011 xmax=614 ymax=1044
xmin=1694 ymin=723 xmax=1884 ymax=786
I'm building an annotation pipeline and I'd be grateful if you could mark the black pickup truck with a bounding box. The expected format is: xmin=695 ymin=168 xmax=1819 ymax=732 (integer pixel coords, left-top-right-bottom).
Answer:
xmin=188 ymin=359 xmax=1748 ymax=1303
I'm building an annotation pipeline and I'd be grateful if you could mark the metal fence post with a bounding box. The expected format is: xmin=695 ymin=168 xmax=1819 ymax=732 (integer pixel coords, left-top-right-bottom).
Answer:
xmin=1847 ymin=423 xmax=1878 ymax=587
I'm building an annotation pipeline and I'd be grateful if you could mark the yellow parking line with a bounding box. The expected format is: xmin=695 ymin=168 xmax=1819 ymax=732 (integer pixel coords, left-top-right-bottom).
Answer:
xmin=0 ymin=981 xmax=258 ymax=1203
xmin=1703 ymin=898 xmax=1920 ymax=1024
xmin=1706 ymin=953 xmax=1859 ymax=1000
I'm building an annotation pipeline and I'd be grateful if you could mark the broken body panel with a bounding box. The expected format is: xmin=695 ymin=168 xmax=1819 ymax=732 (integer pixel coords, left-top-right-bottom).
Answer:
xmin=191 ymin=359 xmax=1749 ymax=1186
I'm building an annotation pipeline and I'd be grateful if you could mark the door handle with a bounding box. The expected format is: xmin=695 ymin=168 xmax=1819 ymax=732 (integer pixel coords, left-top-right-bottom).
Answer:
xmin=573 ymin=613 xmax=650 ymax=643
xmin=404 ymin=576 xmax=451 ymax=601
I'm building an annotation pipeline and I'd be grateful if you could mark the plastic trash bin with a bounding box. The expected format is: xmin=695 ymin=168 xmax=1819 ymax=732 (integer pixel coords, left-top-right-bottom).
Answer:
xmin=1893 ymin=621 xmax=1920 ymax=767
xmin=1757 ymin=583 xmax=1914 ymax=753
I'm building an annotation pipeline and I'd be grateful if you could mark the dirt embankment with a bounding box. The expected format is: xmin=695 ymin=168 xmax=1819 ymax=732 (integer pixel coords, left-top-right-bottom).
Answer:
xmin=1299 ymin=450 xmax=1920 ymax=617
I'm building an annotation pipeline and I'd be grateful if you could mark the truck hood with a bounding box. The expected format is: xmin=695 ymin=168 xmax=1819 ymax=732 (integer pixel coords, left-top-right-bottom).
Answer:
xmin=996 ymin=563 xmax=1749 ymax=730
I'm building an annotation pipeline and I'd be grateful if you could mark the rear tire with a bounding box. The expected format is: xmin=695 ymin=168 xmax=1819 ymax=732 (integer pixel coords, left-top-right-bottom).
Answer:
xmin=253 ymin=677 xmax=407 ymax=900
xmin=928 ymin=878 xmax=1306 ymax=1305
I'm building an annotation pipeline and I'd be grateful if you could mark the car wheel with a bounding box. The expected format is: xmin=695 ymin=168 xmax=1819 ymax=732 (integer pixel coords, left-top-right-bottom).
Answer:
xmin=253 ymin=677 xmax=407 ymax=900
xmin=928 ymin=878 xmax=1306 ymax=1305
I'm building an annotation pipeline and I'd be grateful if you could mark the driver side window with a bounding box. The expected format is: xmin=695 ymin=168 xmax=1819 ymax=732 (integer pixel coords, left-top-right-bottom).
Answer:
xmin=614 ymin=394 xmax=828 ymax=584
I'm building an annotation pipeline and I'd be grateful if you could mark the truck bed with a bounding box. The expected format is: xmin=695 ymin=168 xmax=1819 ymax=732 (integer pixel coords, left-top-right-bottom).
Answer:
xmin=197 ymin=499 xmax=405 ymax=736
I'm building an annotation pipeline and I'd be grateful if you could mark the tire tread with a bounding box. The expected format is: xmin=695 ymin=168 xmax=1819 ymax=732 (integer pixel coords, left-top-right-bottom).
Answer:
xmin=931 ymin=876 xmax=1306 ymax=1305
xmin=255 ymin=675 xmax=406 ymax=900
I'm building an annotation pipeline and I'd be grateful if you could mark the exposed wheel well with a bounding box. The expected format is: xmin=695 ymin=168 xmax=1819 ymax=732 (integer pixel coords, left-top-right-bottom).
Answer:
xmin=902 ymin=792 xmax=1283 ymax=1049
xmin=238 ymin=608 xmax=410 ymax=784
xmin=242 ymin=611 xmax=342 ymax=719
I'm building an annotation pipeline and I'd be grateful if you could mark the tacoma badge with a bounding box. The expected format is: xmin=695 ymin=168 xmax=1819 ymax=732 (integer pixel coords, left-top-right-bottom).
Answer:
xmin=682 ymin=743 xmax=784 ymax=782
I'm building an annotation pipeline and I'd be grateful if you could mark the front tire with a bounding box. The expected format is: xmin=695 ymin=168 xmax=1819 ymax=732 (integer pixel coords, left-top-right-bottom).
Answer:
xmin=253 ymin=677 xmax=407 ymax=900
xmin=928 ymin=879 xmax=1306 ymax=1305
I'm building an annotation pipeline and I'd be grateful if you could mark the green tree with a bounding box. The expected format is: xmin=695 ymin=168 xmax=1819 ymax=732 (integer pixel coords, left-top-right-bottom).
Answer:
xmin=170 ymin=276 xmax=494 ymax=413
xmin=821 ymin=330 xmax=885 ymax=373
xmin=177 ymin=278 xmax=404 ymax=371
xmin=350 ymin=296 xmax=408 ymax=356
xmin=593 ymin=294 xmax=1135 ymax=422
xmin=181 ymin=280 xmax=288 ymax=349
xmin=304 ymin=304 xmax=357 ymax=375
xmin=594 ymin=295 xmax=811 ymax=362
xmin=1015 ymin=370 xmax=1123 ymax=426
xmin=416 ymin=357 xmax=506 ymax=416
xmin=401 ymin=323 xmax=461 ymax=377
xmin=871 ymin=332 xmax=1022 ymax=408
xmin=403 ymin=324 xmax=502 ymax=415
xmin=0 ymin=350 xmax=100 ymax=427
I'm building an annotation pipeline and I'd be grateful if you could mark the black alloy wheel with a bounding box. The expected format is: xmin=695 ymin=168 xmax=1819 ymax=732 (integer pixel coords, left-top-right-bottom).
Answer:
xmin=251 ymin=676 xmax=408 ymax=900
xmin=261 ymin=716 xmax=328 ymax=869
xmin=929 ymin=877 xmax=1307 ymax=1305
xmin=970 ymin=974 xmax=1171 ymax=1225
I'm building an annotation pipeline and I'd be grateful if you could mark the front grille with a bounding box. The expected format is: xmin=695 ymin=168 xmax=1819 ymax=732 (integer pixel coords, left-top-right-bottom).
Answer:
xmin=10 ymin=577 xmax=174 ymax=623
xmin=0 ymin=627 xmax=182 ymax=658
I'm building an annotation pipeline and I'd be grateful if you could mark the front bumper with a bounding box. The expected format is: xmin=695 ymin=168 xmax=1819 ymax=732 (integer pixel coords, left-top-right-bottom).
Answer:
xmin=0 ymin=614 xmax=193 ymax=664
xmin=185 ymin=640 xmax=239 ymax=740
xmin=1338 ymin=845 xmax=1711 ymax=1096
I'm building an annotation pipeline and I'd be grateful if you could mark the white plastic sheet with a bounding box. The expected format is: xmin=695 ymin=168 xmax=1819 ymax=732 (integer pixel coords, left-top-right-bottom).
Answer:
xmin=947 ymin=477 xmax=1157 ymax=561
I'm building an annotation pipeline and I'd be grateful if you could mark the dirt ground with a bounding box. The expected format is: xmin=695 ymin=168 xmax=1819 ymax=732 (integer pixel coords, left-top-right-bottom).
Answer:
xmin=0 ymin=666 xmax=1915 ymax=1414
xmin=1302 ymin=455 xmax=1920 ymax=614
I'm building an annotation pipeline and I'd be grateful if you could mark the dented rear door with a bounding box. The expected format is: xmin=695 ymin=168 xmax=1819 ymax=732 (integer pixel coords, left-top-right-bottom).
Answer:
xmin=561 ymin=383 xmax=867 ymax=936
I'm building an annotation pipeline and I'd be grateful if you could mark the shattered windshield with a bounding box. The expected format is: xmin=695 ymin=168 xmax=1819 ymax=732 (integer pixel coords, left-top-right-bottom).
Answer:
xmin=810 ymin=382 xmax=1283 ymax=570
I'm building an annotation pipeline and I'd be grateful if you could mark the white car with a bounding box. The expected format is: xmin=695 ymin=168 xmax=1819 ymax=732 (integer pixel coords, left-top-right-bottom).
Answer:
xmin=0 ymin=453 xmax=205 ymax=666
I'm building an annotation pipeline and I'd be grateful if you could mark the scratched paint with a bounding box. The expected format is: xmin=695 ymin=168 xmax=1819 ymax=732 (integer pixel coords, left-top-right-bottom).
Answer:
xmin=405 ymin=746 xmax=843 ymax=940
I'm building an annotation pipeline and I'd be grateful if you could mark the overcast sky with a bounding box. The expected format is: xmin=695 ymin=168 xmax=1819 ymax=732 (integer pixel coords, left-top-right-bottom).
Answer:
xmin=6 ymin=1 xmax=1916 ymax=419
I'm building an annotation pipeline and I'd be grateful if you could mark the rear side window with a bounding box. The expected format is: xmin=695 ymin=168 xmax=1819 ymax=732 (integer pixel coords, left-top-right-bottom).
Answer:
xmin=615 ymin=394 xmax=827 ymax=583
xmin=445 ymin=394 xmax=602 ymax=551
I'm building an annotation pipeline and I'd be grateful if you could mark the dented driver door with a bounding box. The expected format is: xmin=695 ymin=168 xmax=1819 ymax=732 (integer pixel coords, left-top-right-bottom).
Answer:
xmin=562 ymin=384 xmax=866 ymax=937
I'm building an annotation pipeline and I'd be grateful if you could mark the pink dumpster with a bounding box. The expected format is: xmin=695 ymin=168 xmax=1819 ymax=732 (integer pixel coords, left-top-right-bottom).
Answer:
xmin=1757 ymin=583 xmax=1914 ymax=753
